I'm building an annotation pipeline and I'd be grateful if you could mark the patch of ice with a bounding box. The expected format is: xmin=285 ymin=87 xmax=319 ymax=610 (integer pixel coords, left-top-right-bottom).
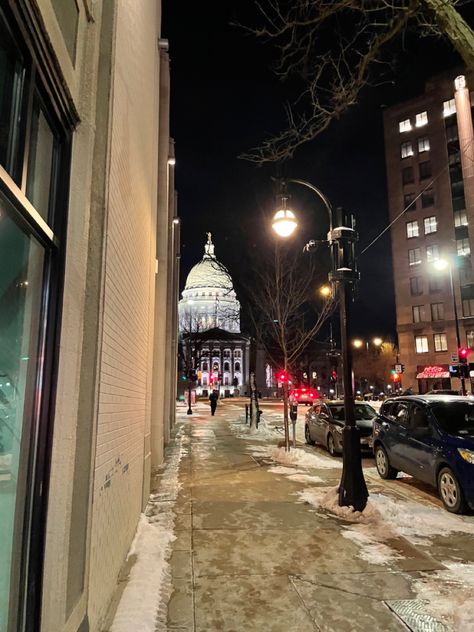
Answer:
xmin=268 ymin=466 xmax=307 ymax=475
xmin=341 ymin=529 xmax=400 ymax=565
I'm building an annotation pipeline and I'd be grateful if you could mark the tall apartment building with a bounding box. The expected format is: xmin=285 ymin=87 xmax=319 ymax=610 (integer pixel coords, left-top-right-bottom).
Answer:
xmin=384 ymin=70 xmax=474 ymax=393
xmin=0 ymin=1 xmax=179 ymax=630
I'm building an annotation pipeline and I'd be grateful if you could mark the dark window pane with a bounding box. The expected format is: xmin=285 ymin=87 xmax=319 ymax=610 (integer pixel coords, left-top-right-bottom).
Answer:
xmin=404 ymin=192 xmax=416 ymax=210
xmin=419 ymin=161 xmax=432 ymax=180
xmin=422 ymin=188 xmax=434 ymax=207
xmin=402 ymin=166 xmax=414 ymax=185
xmin=26 ymin=93 xmax=57 ymax=221
xmin=0 ymin=21 xmax=26 ymax=181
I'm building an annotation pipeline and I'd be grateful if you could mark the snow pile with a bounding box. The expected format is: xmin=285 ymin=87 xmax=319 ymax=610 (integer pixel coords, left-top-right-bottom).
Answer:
xmin=269 ymin=446 xmax=342 ymax=470
xmin=413 ymin=562 xmax=474 ymax=630
xmin=369 ymin=492 xmax=474 ymax=543
xmin=110 ymin=514 xmax=176 ymax=632
xmin=298 ymin=486 xmax=380 ymax=524
xmin=110 ymin=430 xmax=186 ymax=631
xmin=230 ymin=417 xmax=279 ymax=440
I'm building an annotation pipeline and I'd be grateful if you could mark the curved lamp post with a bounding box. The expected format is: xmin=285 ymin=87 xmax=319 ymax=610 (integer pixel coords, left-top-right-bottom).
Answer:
xmin=272 ymin=178 xmax=368 ymax=512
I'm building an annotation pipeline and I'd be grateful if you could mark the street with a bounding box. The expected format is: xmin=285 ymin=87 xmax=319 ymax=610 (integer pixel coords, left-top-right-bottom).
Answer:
xmin=108 ymin=398 xmax=474 ymax=632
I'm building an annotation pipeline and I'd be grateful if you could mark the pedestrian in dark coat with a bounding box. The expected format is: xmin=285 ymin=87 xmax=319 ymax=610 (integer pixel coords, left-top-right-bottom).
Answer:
xmin=209 ymin=390 xmax=218 ymax=416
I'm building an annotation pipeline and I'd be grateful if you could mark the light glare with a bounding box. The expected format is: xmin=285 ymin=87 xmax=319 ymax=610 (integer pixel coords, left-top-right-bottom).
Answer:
xmin=272 ymin=209 xmax=297 ymax=237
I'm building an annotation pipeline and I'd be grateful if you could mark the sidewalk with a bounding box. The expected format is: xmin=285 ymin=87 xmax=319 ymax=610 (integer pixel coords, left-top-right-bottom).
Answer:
xmin=108 ymin=400 xmax=474 ymax=632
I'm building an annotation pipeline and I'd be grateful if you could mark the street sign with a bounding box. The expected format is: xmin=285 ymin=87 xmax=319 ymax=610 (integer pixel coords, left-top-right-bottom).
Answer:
xmin=394 ymin=364 xmax=403 ymax=374
xmin=451 ymin=353 xmax=459 ymax=364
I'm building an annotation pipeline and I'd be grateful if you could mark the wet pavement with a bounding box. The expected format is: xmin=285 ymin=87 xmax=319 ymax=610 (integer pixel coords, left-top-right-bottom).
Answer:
xmin=151 ymin=400 xmax=474 ymax=631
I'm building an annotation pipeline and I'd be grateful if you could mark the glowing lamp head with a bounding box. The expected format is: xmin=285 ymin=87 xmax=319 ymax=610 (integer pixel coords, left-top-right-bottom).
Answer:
xmin=433 ymin=259 xmax=449 ymax=271
xmin=353 ymin=339 xmax=363 ymax=349
xmin=373 ymin=337 xmax=383 ymax=347
xmin=272 ymin=209 xmax=297 ymax=237
xmin=320 ymin=285 xmax=331 ymax=298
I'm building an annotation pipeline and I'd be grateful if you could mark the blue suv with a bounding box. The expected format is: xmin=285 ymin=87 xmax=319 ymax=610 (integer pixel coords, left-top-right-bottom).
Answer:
xmin=373 ymin=395 xmax=474 ymax=513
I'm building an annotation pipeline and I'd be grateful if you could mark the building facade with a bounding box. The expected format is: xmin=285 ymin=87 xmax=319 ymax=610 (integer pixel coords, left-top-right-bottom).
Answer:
xmin=178 ymin=235 xmax=250 ymax=396
xmin=0 ymin=1 xmax=178 ymax=631
xmin=384 ymin=70 xmax=474 ymax=393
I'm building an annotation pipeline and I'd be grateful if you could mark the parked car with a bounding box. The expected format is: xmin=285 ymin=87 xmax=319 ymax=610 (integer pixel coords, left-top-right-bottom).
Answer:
xmin=304 ymin=401 xmax=377 ymax=456
xmin=289 ymin=387 xmax=319 ymax=406
xmin=425 ymin=389 xmax=461 ymax=396
xmin=373 ymin=395 xmax=474 ymax=513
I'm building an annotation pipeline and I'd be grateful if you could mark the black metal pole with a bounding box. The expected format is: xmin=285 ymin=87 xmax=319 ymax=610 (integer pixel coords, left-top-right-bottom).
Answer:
xmin=337 ymin=281 xmax=368 ymax=511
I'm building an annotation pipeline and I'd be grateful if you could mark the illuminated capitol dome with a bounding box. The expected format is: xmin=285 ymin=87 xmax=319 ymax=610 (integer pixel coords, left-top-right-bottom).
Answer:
xmin=178 ymin=233 xmax=249 ymax=396
xmin=179 ymin=233 xmax=240 ymax=333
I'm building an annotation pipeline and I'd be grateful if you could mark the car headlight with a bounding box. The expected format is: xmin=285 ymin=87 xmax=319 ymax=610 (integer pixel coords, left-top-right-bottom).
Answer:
xmin=458 ymin=448 xmax=474 ymax=464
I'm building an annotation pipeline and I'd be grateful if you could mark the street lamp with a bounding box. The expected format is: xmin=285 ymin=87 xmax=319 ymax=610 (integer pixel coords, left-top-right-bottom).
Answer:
xmin=271 ymin=178 xmax=368 ymax=512
xmin=432 ymin=258 xmax=466 ymax=395
xmin=186 ymin=299 xmax=194 ymax=414
xmin=319 ymin=285 xmax=332 ymax=298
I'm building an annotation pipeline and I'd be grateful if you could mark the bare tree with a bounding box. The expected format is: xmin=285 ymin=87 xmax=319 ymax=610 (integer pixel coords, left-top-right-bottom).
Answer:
xmin=242 ymin=0 xmax=474 ymax=163
xmin=247 ymin=241 xmax=336 ymax=449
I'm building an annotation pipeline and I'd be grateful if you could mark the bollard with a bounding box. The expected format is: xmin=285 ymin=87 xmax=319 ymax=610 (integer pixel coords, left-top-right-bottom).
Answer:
xmin=245 ymin=404 xmax=249 ymax=423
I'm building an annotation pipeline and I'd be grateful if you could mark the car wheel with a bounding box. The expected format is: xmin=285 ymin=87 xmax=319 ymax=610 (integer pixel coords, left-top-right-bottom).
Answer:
xmin=375 ymin=445 xmax=398 ymax=480
xmin=305 ymin=425 xmax=314 ymax=445
xmin=438 ymin=467 xmax=466 ymax=514
xmin=327 ymin=433 xmax=337 ymax=456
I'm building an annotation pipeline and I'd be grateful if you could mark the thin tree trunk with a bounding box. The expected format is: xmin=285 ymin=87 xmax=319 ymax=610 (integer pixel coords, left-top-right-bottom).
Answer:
xmin=282 ymin=381 xmax=290 ymax=451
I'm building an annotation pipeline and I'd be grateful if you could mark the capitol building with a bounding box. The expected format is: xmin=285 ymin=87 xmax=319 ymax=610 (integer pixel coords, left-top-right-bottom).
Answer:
xmin=178 ymin=234 xmax=250 ymax=396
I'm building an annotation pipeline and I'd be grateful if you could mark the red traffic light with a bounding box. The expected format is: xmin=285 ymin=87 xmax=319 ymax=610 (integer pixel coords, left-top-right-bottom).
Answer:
xmin=459 ymin=347 xmax=470 ymax=360
xmin=393 ymin=372 xmax=401 ymax=382
xmin=278 ymin=371 xmax=289 ymax=382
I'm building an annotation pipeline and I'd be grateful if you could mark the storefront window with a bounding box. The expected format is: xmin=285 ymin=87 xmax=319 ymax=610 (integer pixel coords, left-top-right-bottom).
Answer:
xmin=0 ymin=200 xmax=45 ymax=631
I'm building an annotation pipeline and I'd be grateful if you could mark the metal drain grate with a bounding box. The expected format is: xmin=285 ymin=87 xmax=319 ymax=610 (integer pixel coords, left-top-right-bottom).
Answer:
xmin=385 ymin=600 xmax=448 ymax=632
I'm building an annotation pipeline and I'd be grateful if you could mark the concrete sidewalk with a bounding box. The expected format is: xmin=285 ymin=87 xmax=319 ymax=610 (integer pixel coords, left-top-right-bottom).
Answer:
xmin=149 ymin=401 xmax=472 ymax=631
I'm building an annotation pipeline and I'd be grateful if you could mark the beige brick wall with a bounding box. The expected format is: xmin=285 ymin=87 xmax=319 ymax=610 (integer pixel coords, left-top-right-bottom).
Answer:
xmin=87 ymin=1 xmax=161 ymax=628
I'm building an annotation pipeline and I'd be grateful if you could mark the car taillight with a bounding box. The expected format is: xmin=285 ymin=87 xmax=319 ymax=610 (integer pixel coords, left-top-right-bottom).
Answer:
xmin=295 ymin=393 xmax=299 ymax=397
xmin=301 ymin=388 xmax=307 ymax=392
xmin=309 ymin=393 xmax=315 ymax=398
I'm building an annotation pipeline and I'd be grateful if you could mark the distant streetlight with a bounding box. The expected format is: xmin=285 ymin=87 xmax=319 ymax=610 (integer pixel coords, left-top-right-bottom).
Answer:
xmin=373 ymin=337 xmax=383 ymax=347
xmin=271 ymin=177 xmax=368 ymax=512
xmin=320 ymin=285 xmax=332 ymax=298
xmin=432 ymin=258 xmax=466 ymax=395
xmin=353 ymin=339 xmax=364 ymax=349
xmin=352 ymin=337 xmax=384 ymax=352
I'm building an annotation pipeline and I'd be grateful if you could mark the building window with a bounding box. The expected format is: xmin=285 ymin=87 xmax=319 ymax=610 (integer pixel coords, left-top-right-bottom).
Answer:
xmin=399 ymin=118 xmax=412 ymax=133
xmin=412 ymin=305 xmax=425 ymax=323
xmin=424 ymin=216 xmax=437 ymax=235
xmin=419 ymin=161 xmax=432 ymax=180
xmin=415 ymin=111 xmax=428 ymax=127
xmin=457 ymin=238 xmax=471 ymax=256
xmin=235 ymin=361 xmax=241 ymax=372
xmin=434 ymin=334 xmax=448 ymax=352
xmin=0 ymin=12 xmax=73 ymax=630
xmin=402 ymin=166 xmax=414 ymax=185
xmin=408 ymin=248 xmax=421 ymax=266
xmin=421 ymin=188 xmax=434 ymax=207
xmin=406 ymin=220 xmax=419 ymax=238
xmin=410 ymin=276 xmax=423 ymax=296
xmin=418 ymin=136 xmax=430 ymax=153
xmin=463 ymin=299 xmax=474 ymax=317
xmin=426 ymin=244 xmax=439 ymax=262
xmin=446 ymin=124 xmax=458 ymax=143
xmin=429 ymin=275 xmax=443 ymax=293
xmin=404 ymin=192 xmax=416 ymax=210
xmin=454 ymin=210 xmax=468 ymax=227
xmin=234 ymin=349 xmax=241 ymax=358
xmin=224 ymin=376 xmax=229 ymax=385
xmin=431 ymin=302 xmax=444 ymax=321
xmin=459 ymin=266 xmax=473 ymax=286
xmin=202 ymin=361 xmax=208 ymax=371
xmin=443 ymin=98 xmax=456 ymax=117
xmin=223 ymin=361 xmax=230 ymax=371
xmin=467 ymin=331 xmax=474 ymax=349
xmin=401 ymin=141 xmax=414 ymax=159
xmin=202 ymin=376 xmax=208 ymax=386
xmin=415 ymin=336 xmax=429 ymax=353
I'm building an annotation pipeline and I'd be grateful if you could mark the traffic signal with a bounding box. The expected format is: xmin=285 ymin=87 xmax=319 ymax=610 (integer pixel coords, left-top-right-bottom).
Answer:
xmin=459 ymin=347 xmax=471 ymax=363
xmin=330 ymin=370 xmax=337 ymax=382
xmin=390 ymin=369 xmax=401 ymax=382
xmin=278 ymin=371 xmax=289 ymax=382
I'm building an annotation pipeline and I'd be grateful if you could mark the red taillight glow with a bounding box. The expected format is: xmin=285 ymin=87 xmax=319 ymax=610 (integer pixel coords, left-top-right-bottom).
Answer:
xmin=310 ymin=393 xmax=315 ymax=398
xmin=295 ymin=393 xmax=299 ymax=397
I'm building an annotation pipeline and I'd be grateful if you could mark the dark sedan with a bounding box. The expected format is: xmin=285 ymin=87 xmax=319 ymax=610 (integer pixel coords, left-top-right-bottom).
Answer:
xmin=373 ymin=395 xmax=474 ymax=513
xmin=304 ymin=401 xmax=377 ymax=456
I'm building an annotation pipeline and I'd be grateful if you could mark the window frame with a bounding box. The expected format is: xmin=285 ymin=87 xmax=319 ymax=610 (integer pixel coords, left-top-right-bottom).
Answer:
xmin=418 ymin=136 xmax=430 ymax=153
xmin=433 ymin=333 xmax=448 ymax=352
xmin=401 ymin=141 xmax=414 ymax=159
xmin=406 ymin=220 xmax=419 ymax=239
xmin=415 ymin=335 xmax=429 ymax=353
xmin=415 ymin=111 xmax=428 ymax=127
xmin=431 ymin=302 xmax=444 ymax=321
xmin=424 ymin=216 xmax=437 ymax=235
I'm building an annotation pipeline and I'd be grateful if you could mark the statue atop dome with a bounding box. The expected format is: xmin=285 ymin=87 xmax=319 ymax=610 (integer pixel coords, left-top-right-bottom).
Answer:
xmin=204 ymin=231 xmax=215 ymax=257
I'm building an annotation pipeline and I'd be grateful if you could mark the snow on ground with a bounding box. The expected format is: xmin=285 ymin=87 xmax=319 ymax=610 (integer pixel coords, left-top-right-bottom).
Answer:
xmin=110 ymin=428 xmax=186 ymax=632
xmin=287 ymin=473 xmax=324 ymax=484
xmin=413 ymin=562 xmax=474 ymax=630
xmin=268 ymin=446 xmax=342 ymax=469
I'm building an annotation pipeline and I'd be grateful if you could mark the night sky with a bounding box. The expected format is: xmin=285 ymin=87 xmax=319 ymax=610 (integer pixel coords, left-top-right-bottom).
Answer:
xmin=162 ymin=1 xmax=472 ymax=342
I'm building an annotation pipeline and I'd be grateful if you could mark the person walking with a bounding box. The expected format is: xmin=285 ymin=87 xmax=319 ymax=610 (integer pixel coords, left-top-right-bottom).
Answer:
xmin=209 ymin=390 xmax=218 ymax=416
